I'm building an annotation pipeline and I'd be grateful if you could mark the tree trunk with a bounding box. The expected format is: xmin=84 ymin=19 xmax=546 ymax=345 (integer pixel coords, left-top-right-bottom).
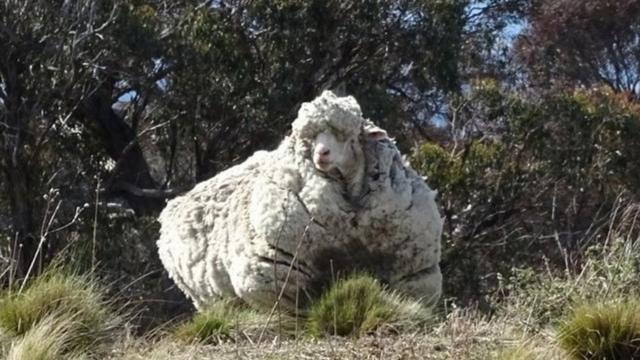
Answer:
xmin=3 ymin=154 xmax=37 ymax=278
xmin=0 ymin=54 xmax=38 ymax=278
xmin=79 ymin=79 xmax=165 ymax=215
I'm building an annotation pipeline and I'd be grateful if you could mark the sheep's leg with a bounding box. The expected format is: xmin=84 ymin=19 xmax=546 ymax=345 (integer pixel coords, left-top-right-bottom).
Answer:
xmin=232 ymin=258 xmax=312 ymax=312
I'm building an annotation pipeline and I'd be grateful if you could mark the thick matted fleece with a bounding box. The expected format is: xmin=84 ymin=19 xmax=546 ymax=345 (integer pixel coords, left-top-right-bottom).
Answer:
xmin=157 ymin=91 xmax=443 ymax=311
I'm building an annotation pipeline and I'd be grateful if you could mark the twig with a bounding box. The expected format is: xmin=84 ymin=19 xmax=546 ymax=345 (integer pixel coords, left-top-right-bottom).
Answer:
xmin=111 ymin=181 xmax=182 ymax=198
xmin=257 ymin=217 xmax=314 ymax=344
xmin=9 ymin=232 xmax=19 ymax=291
xmin=19 ymin=195 xmax=62 ymax=293
xmin=92 ymin=179 xmax=100 ymax=272
xmin=271 ymin=193 xmax=291 ymax=346
xmin=331 ymin=258 xmax=337 ymax=335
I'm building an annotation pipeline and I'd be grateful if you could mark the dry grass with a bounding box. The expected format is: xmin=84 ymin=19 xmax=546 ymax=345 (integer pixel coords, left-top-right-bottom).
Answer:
xmin=1 ymin=201 xmax=639 ymax=359
xmin=4 ymin=314 xmax=83 ymax=360
xmin=112 ymin=307 xmax=558 ymax=360
xmin=0 ymin=327 xmax=11 ymax=358
xmin=3 ymin=234 xmax=638 ymax=360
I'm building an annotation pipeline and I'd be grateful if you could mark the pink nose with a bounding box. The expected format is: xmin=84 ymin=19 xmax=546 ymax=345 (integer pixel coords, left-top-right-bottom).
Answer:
xmin=315 ymin=145 xmax=331 ymax=158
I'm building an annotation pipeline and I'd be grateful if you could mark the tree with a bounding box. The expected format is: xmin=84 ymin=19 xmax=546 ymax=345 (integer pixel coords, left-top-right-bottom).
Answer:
xmin=0 ymin=0 xmax=469 ymax=281
xmin=0 ymin=0 xmax=169 ymax=276
xmin=158 ymin=0 xmax=467 ymax=181
xmin=412 ymin=81 xmax=640 ymax=303
xmin=517 ymin=0 xmax=640 ymax=95
xmin=461 ymin=0 xmax=531 ymax=84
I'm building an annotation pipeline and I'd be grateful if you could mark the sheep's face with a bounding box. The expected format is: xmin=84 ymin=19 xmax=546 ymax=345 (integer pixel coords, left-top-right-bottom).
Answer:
xmin=312 ymin=130 xmax=359 ymax=177
xmin=312 ymin=125 xmax=388 ymax=179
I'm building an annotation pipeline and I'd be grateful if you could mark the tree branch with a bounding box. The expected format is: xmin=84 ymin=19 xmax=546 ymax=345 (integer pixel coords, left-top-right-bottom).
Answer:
xmin=111 ymin=181 xmax=183 ymax=199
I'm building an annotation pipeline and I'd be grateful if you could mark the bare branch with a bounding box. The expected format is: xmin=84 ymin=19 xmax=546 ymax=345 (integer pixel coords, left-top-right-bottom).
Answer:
xmin=112 ymin=181 xmax=182 ymax=199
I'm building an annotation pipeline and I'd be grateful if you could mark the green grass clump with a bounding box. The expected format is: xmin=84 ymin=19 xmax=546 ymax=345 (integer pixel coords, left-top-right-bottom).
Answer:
xmin=174 ymin=303 xmax=233 ymax=344
xmin=557 ymin=299 xmax=640 ymax=359
xmin=306 ymin=273 xmax=432 ymax=338
xmin=174 ymin=299 xmax=271 ymax=344
xmin=0 ymin=268 xmax=119 ymax=356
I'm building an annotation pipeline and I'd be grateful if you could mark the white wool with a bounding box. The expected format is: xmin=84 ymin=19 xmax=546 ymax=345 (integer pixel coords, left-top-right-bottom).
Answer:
xmin=157 ymin=91 xmax=442 ymax=311
xmin=291 ymin=91 xmax=363 ymax=141
xmin=357 ymin=138 xmax=443 ymax=302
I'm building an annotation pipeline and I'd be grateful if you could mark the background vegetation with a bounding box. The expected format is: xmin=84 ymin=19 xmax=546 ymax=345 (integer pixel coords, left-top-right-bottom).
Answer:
xmin=1 ymin=0 xmax=639 ymax=358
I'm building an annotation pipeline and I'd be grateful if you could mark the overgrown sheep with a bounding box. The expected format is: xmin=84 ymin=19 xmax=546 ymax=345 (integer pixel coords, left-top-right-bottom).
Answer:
xmin=157 ymin=91 xmax=442 ymax=311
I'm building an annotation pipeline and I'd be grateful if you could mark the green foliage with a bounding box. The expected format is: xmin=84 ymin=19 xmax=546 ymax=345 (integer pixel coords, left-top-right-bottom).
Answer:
xmin=306 ymin=274 xmax=432 ymax=338
xmin=411 ymin=80 xmax=640 ymax=304
xmin=500 ymin=236 xmax=640 ymax=358
xmin=412 ymin=141 xmax=502 ymax=194
xmin=557 ymin=300 xmax=640 ymax=360
xmin=163 ymin=0 xmax=468 ymax=177
xmin=0 ymin=268 xmax=119 ymax=354
xmin=412 ymin=143 xmax=462 ymax=188
xmin=114 ymin=3 xmax=164 ymax=59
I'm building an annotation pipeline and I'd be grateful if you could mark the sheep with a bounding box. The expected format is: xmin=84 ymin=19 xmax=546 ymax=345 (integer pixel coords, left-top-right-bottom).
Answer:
xmin=157 ymin=90 xmax=442 ymax=312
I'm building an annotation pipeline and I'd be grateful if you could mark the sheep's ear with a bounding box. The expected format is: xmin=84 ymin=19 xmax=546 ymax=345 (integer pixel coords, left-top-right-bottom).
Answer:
xmin=365 ymin=126 xmax=388 ymax=141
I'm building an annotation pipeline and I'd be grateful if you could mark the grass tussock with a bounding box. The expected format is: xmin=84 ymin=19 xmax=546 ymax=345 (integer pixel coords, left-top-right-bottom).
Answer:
xmin=0 ymin=267 xmax=120 ymax=358
xmin=173 ymin=300 xmax=237 ymax=344
xmin=306 ymin=273 xmax=433 ymax=338
xmin=172 ymin=298 xmax=290 ymax=344
xmin=557 ymin=299 xmax=640 ymax=360
xmin=5 ymin=314 xmax=85 ymax=360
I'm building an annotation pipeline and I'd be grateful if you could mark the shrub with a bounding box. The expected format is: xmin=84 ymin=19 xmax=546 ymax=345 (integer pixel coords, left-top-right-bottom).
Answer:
xmin=306 ymin=273 xmax=432 ymax=338
xmin=556 ymin=299 xmax=640 ymax=359
xmin=412 ymin=81 xmax=640 ymax=305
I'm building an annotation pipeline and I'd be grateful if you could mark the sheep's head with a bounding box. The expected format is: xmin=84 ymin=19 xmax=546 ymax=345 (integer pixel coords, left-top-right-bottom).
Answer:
xmin=292 ymin=91 xmax=388 ymax=181
xmin=312 ymin=125 xmax=388 ymax=177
